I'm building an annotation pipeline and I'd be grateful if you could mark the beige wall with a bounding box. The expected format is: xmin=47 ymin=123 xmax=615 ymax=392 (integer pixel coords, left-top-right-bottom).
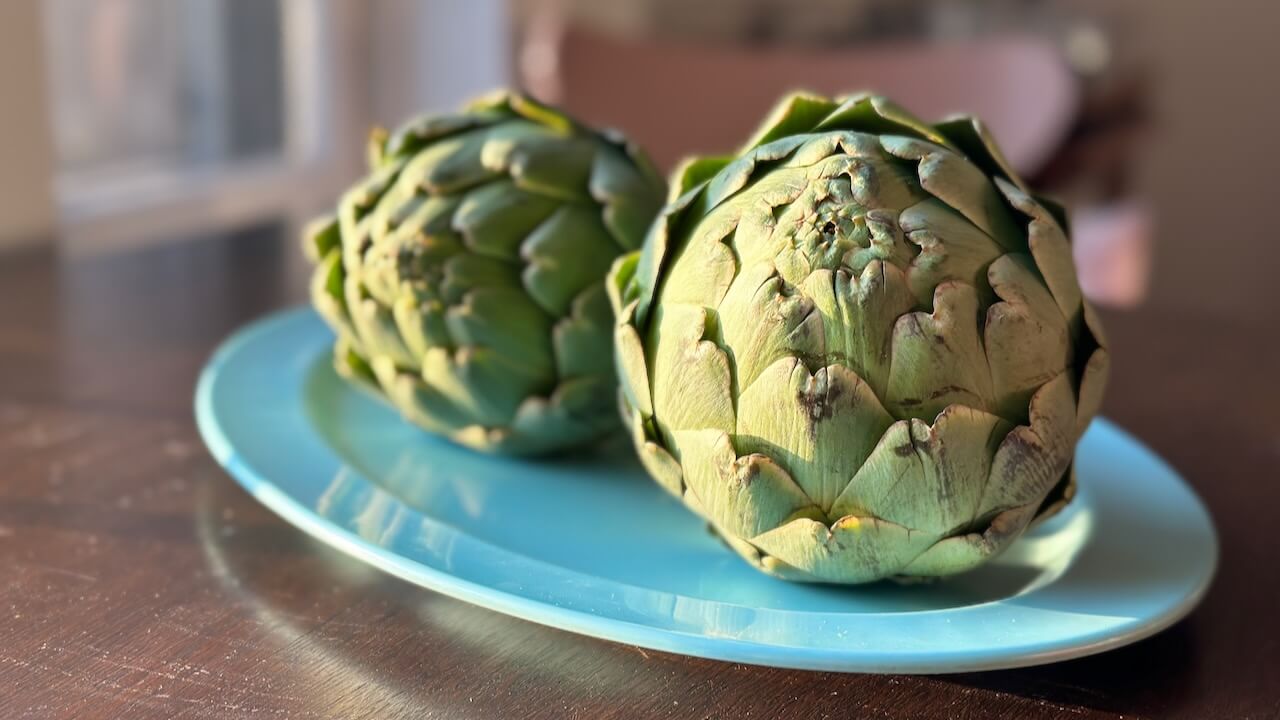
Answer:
xmin=1073 ymin=0 xmax=1280 ymax=315
xmin=0 ymin=2 xmax=55 ymax=249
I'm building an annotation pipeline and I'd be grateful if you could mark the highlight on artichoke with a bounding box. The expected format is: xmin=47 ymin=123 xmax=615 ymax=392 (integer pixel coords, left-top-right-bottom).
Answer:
xmin=305 ymin=91 xmax=665 ymax=455
xmin=608 ymin=92 xmax=1109 ymax=583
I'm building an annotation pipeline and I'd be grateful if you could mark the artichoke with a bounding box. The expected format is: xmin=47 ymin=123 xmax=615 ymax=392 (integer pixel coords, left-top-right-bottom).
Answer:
xmin=305 ymin=92 xmax=665 ymax=455
xmin=608 ymin=93 xmax=1109 ymax=583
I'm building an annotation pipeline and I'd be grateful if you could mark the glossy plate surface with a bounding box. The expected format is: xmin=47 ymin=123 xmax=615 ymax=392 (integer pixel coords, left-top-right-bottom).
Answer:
xmin=195 ymin=309 xmax=1217 ymax=673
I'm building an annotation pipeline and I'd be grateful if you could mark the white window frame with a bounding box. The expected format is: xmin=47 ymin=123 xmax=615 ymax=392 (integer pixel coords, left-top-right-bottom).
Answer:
xmin=49 ymin=0 xmax=376 ymax=254
xmin=40 ymin=0 xmax=510 ymax=255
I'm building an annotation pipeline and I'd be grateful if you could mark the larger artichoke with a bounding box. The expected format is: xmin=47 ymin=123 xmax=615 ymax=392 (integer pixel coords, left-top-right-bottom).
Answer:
xmin=609 ymin=93 xmax=1109 ymax=583
xmin=306 ymin=92 xmax=665 ymax=455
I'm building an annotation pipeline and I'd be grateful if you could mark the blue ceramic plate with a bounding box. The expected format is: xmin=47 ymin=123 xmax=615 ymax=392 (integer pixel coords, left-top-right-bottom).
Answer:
xmin=196 ymin=308 xmax=1217 ymax=673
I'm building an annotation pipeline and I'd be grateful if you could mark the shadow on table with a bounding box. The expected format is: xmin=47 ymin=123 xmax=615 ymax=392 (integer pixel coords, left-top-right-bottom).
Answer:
xmin=194 ymin=473 xmax=682 ymax=718
xmin=943 ymin=617 xmax=1204 ymax=715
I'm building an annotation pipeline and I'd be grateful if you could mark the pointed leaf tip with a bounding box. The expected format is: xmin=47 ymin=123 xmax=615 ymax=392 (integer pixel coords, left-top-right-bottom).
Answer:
xmin=739 ymin=91 xmax=839 ymax=152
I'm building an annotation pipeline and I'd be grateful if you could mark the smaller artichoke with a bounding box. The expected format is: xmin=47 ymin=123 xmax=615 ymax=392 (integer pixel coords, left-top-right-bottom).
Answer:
xmin=609 ymin=92 xmax=1109 ymax=583
xmin=305 ymin=91 xmax=665 ymax=455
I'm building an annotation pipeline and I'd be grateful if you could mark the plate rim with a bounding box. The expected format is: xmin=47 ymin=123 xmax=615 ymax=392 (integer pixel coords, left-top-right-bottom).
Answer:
xmin=195 ymin=307 xmax=1218 ymax=674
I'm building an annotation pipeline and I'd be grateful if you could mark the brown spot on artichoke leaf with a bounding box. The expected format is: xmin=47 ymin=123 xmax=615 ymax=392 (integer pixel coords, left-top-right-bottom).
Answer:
xmin=795 ymin=369 xmax=844 ymax=425
xmin=931 ymin=385 xmax=969 ymax=399
xmin=989 ymin=428 xmax=1060 ymax=508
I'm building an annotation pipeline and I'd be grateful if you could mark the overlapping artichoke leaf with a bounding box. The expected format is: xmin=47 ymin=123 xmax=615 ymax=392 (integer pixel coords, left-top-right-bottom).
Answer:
xmin=608 ymin=91 xmax=1108 ymax=582
xmin=307 ymin=91 xmax=665 ymax=455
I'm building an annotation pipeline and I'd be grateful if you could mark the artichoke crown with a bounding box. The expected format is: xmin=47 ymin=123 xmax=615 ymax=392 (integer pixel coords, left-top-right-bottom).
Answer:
xmin=609 ymin=93 xmax=1108 ymax=583
xmin=307 ymin=92 xmax=665 ymax=455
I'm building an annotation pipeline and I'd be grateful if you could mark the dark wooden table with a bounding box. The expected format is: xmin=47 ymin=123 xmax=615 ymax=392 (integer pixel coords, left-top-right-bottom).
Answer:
xmin=0 ymin=225 xmax=1276 ymax=719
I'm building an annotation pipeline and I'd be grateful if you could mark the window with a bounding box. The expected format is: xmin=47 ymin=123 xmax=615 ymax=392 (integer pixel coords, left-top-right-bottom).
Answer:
xmin=42 ymin=0 xmax=346 ymax=251
xmin=39 ymin=0 xmax=509 ymax=253
xmin=45 ymin=0 xmax=286 ymax=176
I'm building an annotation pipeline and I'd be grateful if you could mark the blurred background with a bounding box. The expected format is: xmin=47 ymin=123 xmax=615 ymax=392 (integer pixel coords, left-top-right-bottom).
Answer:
xmin=0 ymin=0 xmax=1276 ymax=314
xmin=4 ymin=6 xmax=1278 ymax=715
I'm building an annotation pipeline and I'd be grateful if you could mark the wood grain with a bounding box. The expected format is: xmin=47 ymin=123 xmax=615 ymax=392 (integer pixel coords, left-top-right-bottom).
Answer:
xmin=0 ymin=225 xmax=1276 ymax=719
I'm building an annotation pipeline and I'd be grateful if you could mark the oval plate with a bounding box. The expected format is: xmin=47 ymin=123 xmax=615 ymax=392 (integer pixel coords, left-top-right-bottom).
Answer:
xmin=196 ymin=309 xmax=1217 ymax=673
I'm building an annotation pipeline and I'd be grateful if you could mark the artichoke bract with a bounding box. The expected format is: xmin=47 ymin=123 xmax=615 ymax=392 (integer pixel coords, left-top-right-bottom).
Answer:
xmin=608 ymin=93 xmax=1109 ymax=583
xmin=305 ymin=92 xmax=665 ymax=455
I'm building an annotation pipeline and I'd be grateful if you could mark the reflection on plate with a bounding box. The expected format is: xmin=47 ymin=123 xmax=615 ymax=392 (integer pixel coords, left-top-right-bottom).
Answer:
xmin=196 ymin=308 xmax=1217 ymax=673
